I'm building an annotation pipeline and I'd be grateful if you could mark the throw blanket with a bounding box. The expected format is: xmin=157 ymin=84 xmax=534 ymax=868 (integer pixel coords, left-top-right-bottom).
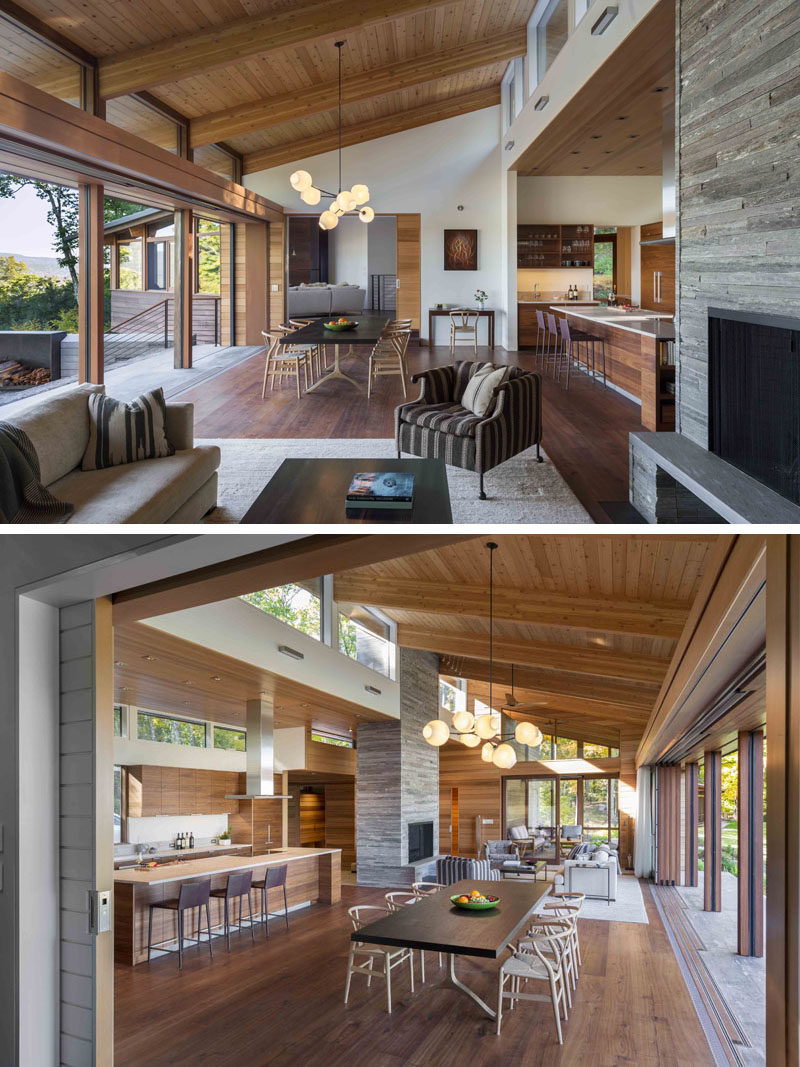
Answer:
xmin=0 ymin=421 xmax=73 ymax=524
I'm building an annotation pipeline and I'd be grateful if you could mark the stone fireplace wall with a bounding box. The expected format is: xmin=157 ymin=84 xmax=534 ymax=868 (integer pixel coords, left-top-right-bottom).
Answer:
xmin=676 ymin=0 xmax=800 ymax=447
xmin=356 ymin=648 xmax=439 ymax=886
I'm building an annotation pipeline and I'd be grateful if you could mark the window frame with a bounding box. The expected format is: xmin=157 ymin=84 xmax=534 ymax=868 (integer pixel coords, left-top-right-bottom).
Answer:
xmin=194 ymin=216 xmax=222 ymax=295
xmin=136 ymin=709 xmax=207 ymax=747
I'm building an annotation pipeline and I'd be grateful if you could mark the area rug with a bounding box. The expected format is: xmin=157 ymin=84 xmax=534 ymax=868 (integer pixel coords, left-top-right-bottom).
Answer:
xmin=198 ymin=438 xmax=593 ymax=524
xmin=532 ymin=873 xmax=649 ymax=924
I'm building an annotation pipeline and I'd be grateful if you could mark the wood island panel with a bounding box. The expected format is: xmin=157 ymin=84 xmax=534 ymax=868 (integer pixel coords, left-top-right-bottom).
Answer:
xmin=114 ymin=848 xmax=341 ymax=965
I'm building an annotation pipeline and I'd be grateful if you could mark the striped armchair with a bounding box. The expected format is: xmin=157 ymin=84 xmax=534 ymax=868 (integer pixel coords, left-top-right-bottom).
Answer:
xmin=436 ymin=856 xmax=501 ymax=885
xmin=395 ymin=361 xmax=543 ymax=499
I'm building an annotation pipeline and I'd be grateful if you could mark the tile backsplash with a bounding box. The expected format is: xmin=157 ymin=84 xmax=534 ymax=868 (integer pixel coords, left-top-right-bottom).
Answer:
xmin=125 ymin=814 xmax=229 ymax=846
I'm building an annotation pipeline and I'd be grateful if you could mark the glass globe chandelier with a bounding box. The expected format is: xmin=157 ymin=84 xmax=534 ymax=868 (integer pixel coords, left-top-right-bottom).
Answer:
xmin=288 ymin=42 xmax=374 ymax=230
xmin=423 ymin=541 xmax=541 ymax=767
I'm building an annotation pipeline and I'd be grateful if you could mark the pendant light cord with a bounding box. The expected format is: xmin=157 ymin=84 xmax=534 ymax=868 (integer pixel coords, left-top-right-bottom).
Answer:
xmin=487 ymin=541 xmax=497 ymax=729
xmin=336 ymin=41 xmax=344 ymax=195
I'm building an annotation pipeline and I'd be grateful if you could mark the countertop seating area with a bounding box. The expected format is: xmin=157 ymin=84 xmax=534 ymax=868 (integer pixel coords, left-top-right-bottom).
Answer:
xmin=395 ymin=360 xmax=543 ymax=499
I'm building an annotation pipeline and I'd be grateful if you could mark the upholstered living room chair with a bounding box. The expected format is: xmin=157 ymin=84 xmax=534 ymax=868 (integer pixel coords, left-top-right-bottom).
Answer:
xmin=395 ymin=360 xmax=543 ymax=499
xmin=484 ymin=840 xmax=520 ymax=869
xmin=436 ymin=856 xmax=500 ymax=885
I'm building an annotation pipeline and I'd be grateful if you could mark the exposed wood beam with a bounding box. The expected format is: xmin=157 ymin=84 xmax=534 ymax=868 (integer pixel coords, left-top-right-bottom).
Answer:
xmin=112 ymin=534 xmax=476 ymax=625
xmin=334 ymin=574 xmax=690 ymax=638
xmin=98 ymin=0 xmax=454 ymax=99
xmin=242 ymin=86 xmax=499 ymax=174
xmin=190 ymin=31 xmax=523 ymax=147
xmin=399 ymin=626 xmax=669 ymax=684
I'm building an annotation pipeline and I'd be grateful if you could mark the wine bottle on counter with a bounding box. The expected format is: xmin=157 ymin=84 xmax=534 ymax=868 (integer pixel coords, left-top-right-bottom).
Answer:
xmin=189 ymin=833 xmax=194 ymax=849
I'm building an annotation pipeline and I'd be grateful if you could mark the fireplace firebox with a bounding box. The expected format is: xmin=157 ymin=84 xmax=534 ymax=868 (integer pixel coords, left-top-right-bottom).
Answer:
xmin=408 ymin=821 xmax=433 ymax=864
xmin=709 ymin=308 xmax=800 ymax=505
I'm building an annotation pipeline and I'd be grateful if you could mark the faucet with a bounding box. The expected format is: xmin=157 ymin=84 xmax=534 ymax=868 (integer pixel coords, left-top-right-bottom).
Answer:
xmin=533 ymin=282 xmax=540 ymax=299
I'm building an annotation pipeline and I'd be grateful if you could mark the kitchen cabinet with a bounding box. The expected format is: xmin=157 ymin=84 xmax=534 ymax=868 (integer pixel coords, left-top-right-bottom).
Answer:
xmin=160 ymin=767 xmax=179 ymax=816
xmin=640 ymin=221 xmax=676 ymax=315
xmin=195 ymin=769 xmax=212 ymax=814
xmin=518 ymin=224 xmax=594 ymax=269
xmin=127 ymin=765 xmax=162 ymax=818
xmin=179 ymin=768 xmax=196 ymax=815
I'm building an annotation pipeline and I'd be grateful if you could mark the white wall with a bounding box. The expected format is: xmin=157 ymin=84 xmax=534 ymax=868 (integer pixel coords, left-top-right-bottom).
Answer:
xmin=18 ymin=597 xmax=59 ymax=1067
xmin=368 ymin=215 xmax=397 ymax=276
xmin=114 ymin=726 xmax=306 ymax=773
xmin=245 ymin=106 xmax=505 ymax=346
xmin=329 ymin=215 xmax=368 ymax=298
xmin=517 ymin=176 xmax=662 ymax=225
xmin=126 ymin=814 xmax=228 ymax=845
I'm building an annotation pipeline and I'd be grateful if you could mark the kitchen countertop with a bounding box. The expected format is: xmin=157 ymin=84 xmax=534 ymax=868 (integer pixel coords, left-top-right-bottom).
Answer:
xmin=552 ymin=305 xmax=675 ymax=339
xmin=114 ymin=842 xmax=250 ymax=866
xmin=113 ymin=846 xmax=341 ymax=885
xmin=518 ymin=299 xmax=599 ymax=305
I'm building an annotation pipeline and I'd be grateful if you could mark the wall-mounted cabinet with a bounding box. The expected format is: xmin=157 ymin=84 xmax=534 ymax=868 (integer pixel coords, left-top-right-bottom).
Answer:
xmin=518 ymin=224 xmax=594 ymax=269
xmin=640 ymin=221 xmax=676 ymax=315
xmin=126 ymin=766 xmax=245 ymax=818
xmin=287 ymin=215 xmax=329 ymax=286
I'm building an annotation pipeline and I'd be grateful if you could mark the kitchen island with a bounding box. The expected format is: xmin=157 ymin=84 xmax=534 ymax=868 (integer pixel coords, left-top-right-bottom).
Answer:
xmin=114 ymin=846 xmax=341 ymax=965
xmin=551 ymin=305 xmax=676 ymax=431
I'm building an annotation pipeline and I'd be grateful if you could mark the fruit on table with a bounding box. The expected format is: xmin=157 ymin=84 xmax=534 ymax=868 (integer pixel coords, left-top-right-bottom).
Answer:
xmin=470 ymin=889 xmax=481 ymax=897
xmin=458 ymin=894 xmax=470 ymax=903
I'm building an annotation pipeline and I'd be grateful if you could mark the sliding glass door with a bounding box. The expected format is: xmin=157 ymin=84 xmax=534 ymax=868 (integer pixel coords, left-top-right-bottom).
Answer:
xmin=503 ymin=774 xmax=620 ymax=861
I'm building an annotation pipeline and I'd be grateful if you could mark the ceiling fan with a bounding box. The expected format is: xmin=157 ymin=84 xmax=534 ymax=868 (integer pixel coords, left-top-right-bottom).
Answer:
xmin=501 ymin=665 xmax=550 ymax=711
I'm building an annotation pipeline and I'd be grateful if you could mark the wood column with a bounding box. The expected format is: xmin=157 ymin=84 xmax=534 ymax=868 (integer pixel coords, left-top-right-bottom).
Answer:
xmin=684 ymin=762 xmax=699 ymax=887
xmin=703 ymin=749 xmax=722 ymax=912
xmin=766 ymin=534 xmax=800 ymax=1066
xmin=173 ymin=208 xmax=193 ymax=368
xmin=738 ymin=729 xmax=764 ymax=957
xmin=655 ymin=764 xmax=681 ymax=884
xmin=78 ymin=183 xmax=104 ymax=384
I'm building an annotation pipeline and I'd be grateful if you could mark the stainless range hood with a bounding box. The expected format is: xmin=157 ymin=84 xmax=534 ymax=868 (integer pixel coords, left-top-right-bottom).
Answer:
xmin=226 ymin=698 xmax=292 ymax=800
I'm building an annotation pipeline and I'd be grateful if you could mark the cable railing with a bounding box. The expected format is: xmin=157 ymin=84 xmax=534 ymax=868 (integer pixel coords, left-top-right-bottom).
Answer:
xmin=105 ymin=297 xmax=221 ymax=363
xmin=105 ymin=299 xmax=170 ymax=364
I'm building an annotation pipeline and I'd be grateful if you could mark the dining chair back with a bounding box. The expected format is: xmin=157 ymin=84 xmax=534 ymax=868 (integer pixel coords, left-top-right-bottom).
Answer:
xmin=368 ymin=327 xmax=410 ymax=399
xmin=497 ymin=924 xmax=572 ymax=1043
xmin=261 ymin=330 xmax=311 ymax=399
xmin=449 ymin=310 xmax=479 ymax=355
xmin=345 ymin=905 xmax=415 ymax=1014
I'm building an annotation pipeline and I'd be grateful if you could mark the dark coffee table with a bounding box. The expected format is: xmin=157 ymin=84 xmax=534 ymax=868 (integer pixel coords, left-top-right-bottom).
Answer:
xmin=240 ymin=457 xmax=452 ymax=524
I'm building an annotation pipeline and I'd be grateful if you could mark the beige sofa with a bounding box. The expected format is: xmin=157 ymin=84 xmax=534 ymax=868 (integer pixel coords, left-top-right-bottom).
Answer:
xmin=7 ymin=384 xmax=220 ymax=523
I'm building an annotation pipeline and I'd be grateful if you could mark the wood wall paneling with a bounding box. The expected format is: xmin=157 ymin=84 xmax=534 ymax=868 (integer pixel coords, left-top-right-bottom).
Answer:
xmin=299 ymin=792 xmax=325 ymax=847
xmin=684 ymin=762 xmax=699 ymax=887
xmin=324 ymin=783 xmax=356 ymax=868
xmin=655 ymin=764 xmax=681 ymax=884
xmin=396 ymin=213 xmax=421 ymax=332
xmin=737 ymin=729 xmax=764 ymax=957
xmin=765 ymin=535 xmax=800 ymax=1066
xmin=268 ymin=219 xmax=285 ymax=333
xmin=78 ymin=182 xmax=105 ymax=384
xmin=703 ymin=749 xmax=722 ymax=912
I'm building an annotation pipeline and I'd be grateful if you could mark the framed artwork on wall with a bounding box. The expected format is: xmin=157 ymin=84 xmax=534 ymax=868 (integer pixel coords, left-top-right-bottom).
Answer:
xmin=444 ymin=229 xmax=478 ymax=271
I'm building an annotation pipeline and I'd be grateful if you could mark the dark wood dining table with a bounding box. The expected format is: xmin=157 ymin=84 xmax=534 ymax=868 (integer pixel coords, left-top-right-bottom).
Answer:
xmin=282 ymin=312 xmax=390 ymax=392
xmin=351 ymin=878 xmax=550 ymax=1018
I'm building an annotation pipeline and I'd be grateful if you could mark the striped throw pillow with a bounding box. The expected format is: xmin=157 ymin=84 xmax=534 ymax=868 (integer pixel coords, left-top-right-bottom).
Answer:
xmin=81 ymin=388 xmax=174 ymax=471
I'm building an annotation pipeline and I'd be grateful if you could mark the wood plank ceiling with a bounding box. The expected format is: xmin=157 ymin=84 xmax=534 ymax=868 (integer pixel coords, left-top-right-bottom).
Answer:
xmin=113 ymin=621 xmax=385 ymax=739
xmin=8 ymin=0 xmax=535 ymax=173
xmin=333 ymin=534 xmax=719 ymax=756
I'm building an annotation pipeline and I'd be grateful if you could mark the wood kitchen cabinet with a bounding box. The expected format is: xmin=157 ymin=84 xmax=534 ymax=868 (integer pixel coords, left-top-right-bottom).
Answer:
xmin=127 ymin=765 xmax=162 ymax=818
xmin=179 ymin=768 xmax=196 ymax=815
xmin=160 ymin=767 xmax=179 ymax=816
xmin=640 ymin=221 xmax=676 ymax=315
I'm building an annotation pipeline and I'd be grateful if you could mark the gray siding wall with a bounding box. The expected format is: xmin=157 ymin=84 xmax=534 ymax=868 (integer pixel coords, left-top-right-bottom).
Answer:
xmin=59 ymin=602 xmax=96 ymax=1067
xmin=356 ymin=649 xmax=439 ymax=886
xmin=677 ymin=0 xmax=800 ymax=446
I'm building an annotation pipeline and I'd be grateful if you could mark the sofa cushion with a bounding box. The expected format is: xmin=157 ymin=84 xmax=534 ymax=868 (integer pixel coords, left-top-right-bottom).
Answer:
xmin=50 ymin=445 xmax=220 ymax=524
xmin=82 ymin=387 xmax=174 ymax=471
xmin=461 ymin=365 xmax=508 ymax=417
xmin=400 ymin=402 xmax=482 ymax=438
xmin=7 ymin=383 xmax=103 ymax=486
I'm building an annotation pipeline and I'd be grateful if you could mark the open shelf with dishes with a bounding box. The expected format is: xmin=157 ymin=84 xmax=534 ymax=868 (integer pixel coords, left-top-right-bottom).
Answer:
xmin=517 ymin=224 xmax=595 ymax=269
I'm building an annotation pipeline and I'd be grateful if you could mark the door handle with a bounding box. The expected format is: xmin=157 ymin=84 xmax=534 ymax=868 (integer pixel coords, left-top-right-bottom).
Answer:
xmin=653 ymin=271 xmax=658 ymax=303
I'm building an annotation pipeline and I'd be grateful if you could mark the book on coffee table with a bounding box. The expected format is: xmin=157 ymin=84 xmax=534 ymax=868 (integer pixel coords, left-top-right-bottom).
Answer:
xmin=346 ymin=471 xmax=414 ymax=510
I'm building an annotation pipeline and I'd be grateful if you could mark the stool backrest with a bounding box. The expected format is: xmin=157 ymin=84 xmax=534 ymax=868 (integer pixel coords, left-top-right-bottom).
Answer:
xmin=536 ymin=310 xmax=546 ymax=330
xmin=178 ymin=879 xmax=211 ymax=908
xmin=558 ymin=317 xmax=572 ymax=342
xmin=225 ymin=869 xmax=253 ymax=897
xmin=265 ymin=863 xmax=288 ymax=889
xmin=546 ymin=313 xmax=558 ymax=333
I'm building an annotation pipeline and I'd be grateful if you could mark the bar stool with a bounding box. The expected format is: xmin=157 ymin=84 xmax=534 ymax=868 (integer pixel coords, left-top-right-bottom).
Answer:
xmin=209 ymin=869 xmax=255 ymax=951
xmin=147 ymin=878 xmax=213 ymax=970
xmin=535 ymin=310 xmax=547 ymax=369
xmin=251 ymin=863 xmax=289 ymax=938
xmin=544 ymin=313 xmax=560 ymax=378
xmin=558 ymin=317 xmax=607 ymax=389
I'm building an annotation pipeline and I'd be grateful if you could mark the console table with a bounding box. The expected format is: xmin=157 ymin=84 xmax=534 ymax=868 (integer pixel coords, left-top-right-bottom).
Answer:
xmin=427 ymin=308 xmax=495 ymax=348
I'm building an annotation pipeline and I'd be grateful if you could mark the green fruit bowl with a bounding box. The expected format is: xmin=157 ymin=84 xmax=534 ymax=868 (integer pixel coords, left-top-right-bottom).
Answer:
xmin=323 ymin=321 xmax=358 ymax=331
xmin=450 ymin=894 xmax=499 ymax=910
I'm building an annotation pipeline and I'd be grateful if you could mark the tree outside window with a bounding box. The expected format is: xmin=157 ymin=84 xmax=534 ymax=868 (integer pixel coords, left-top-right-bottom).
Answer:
xmin=242 ymin=583 xmax=321 ymax=640
xmin=137 ymin=711 xmax=205 ymax=746
xmin=196 ymin=218 xmax=221 ymax=294
xmin=214 ymin=726 xmax=246 ymax=751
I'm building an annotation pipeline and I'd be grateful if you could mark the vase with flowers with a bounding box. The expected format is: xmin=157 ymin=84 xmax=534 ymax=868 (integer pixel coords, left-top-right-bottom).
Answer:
xmin=474 ymin=289 xmax=488 ymax=310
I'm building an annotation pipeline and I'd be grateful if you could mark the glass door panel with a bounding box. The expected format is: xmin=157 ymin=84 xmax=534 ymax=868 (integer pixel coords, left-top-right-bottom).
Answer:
xmin=583 ymin=777 xmax=609 ymax=845
xmin=528 ymin=779 xmax=556 ymax=861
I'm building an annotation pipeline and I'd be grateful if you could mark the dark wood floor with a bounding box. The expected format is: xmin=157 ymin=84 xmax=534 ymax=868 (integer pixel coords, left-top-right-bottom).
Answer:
xmin=114 ymin=880 xmax=714 ymax=1066
xmin=176 ymin=343 xmax=644 ymax=524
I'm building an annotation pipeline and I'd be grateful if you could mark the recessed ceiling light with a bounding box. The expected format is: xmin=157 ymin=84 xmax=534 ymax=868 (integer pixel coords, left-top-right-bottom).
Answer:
xmin=120 ymin=686 xmax=130 ymax=691
xmin=114 ymin=661 xmax=126 ymax=667
xmin=141 ymin=654 xmax=154 ymax=662
xmin=603 ymin=150 xmax=613 ymax=154
xmin=590 ymin=134 xmax=602 ymax=140
xmin=571 ymin=150 xmax=580 ymax=155
xmin=210 ymin=675 xmax=222 ymax=682
xmin=653 ymin=86 xmax=669 ymax=93
xmin=628 ymin=134 xmax=639 ymax=139
xmin=616 ymin=116 xmax=628 ymax=121
xmin=182 ymin=680 xmax=193 ymax=686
